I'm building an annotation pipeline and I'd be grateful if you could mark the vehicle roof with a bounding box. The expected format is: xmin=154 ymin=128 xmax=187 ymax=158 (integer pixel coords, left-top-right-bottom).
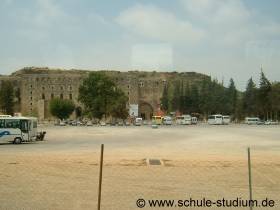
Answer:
xmin=163 ymin=116 xmax=172 ymax=119
xmin=0 ymin=116 xmax=37 ymax=120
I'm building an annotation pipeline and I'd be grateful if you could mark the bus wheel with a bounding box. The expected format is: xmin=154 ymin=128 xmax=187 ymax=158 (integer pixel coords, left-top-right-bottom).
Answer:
xmin=14 ymin=138 xmax=22 ymax=144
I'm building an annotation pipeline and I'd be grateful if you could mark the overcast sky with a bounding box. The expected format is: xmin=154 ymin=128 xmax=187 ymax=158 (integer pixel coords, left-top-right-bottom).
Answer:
xmin=0 ymin=0 xmax=280 ymax=89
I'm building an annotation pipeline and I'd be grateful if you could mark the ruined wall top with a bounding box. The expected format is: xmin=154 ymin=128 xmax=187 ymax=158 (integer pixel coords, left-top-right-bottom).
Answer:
xmin=6 ymin=67 xmax=210 ymax=82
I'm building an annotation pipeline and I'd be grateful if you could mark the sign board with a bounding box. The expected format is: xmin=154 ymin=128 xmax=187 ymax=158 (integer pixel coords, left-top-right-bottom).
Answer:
xmin=129 ymin=104 xmax=138 ymax=117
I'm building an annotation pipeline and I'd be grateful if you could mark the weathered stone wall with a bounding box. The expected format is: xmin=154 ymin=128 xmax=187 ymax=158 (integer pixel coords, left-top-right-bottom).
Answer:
xmin=0 ymin=75 xmax=21 ymax=114
xmin=0 ymin=67 xmax=210 ymax=120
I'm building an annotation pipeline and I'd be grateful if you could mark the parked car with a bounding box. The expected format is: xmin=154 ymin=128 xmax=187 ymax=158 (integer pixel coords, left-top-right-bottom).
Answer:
xmin=110 ymin=121 xmax=116 ymax=126
xmin=222 ymin=115 xmax=230 ymax=125
xmin=86 ymin=121 xmax=93 ymax=126
xmin=77 ymin=121 xmax=85 ymax=126
xmin=208 ymin=114 xmax=223 ymax=125
xmin=71 ymin=121 xmax=78 ymax=126
xmin=118 ymin=121 xmax=124 ymax=126
xmin=125 ymin=121 xmax=131 ymax=126
xmin=257 ymin=120 xmax=265 ymax=125
xmin=162 ymin=116 xmax=172 ymax=125
xmin=265 ymin=120 xmax=279 ymax=125
xmin=59 ymin=121 xmax=66 ymax=126
xmin=134 ymin=117 xmax=142 ymax=126
xmin=100 ymin=121 xmax=106 ymax=126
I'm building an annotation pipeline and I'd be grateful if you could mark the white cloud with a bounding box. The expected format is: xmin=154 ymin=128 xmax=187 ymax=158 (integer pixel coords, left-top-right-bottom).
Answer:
xmin=181 ymin=0 xmax=280 ymax=46
xmin=181 ymin=0 xmax=250 ymax=25
xmin=116 ymin=4 xmax=204 ymax=44
xmin=131 ymin=43 xmax=173 ymax=70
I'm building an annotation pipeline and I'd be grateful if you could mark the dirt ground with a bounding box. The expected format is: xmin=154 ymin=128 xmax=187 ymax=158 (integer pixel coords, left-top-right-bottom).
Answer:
xmin=0 ymin=124 xmax=279 ymax=210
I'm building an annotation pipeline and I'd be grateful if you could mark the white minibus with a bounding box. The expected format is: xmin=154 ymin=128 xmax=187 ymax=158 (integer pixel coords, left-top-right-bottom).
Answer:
xmin=175 ymin=116 xmax=184 ymax=125
xmin=182 ymin=115 xmax=192 ymax=125
xmin=134 ymin=117 xmax=142 ymax=126
xmin=208 ymin=114 xmax=223 ymax=125
xmin=0 ymin=117 xmax=46 ymax=144
xmin=245 ymin=117 xmax=260 ymax=125
xmin=176 ymin=115 xmax=192 ymax=125
xmin=162 ymin=116 xmax=172 ymax=125
xmin=191 ymin=117 xmax=198 ymax=125
xmin=222 ymin=115 xmax=230 ymax=125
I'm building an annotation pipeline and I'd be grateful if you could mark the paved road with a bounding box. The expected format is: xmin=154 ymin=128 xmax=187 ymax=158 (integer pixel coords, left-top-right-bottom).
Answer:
xmin=0 ymin=124 xmax=279 ymax=160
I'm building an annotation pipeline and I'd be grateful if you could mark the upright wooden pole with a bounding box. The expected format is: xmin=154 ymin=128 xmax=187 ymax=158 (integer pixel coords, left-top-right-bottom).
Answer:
xmin=97 ymin=144 xmax=104 ymax=210
xmin=248 ymin=147 xmax=253 ymax=210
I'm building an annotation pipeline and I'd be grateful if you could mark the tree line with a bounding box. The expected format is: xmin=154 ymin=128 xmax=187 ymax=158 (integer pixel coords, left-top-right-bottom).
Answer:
xmin=161 ymin=71 xmax=280 ymax=121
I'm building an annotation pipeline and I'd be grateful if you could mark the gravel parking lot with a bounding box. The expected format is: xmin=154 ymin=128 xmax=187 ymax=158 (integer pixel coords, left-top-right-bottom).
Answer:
xmin=0 ymin=124 xmax=279 ymax=209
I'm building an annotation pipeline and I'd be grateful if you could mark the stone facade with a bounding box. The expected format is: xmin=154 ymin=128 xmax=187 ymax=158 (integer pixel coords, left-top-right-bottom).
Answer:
xmin=0 ymin=67 xmax=209 ymax=120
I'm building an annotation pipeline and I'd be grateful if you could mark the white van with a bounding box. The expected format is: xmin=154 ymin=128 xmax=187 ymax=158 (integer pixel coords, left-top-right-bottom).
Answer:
xmin=162 ymin=116 xmax=172 ymax=125
xmin=182 ymin=115 xmax=192 ymax=125
xmin=222 ymin=115 xmax=230 ymax=125
xmin=245 ymin=117 xmax=260 ymax=125
xmin=0 ymin=117 xmax=46 ymax=144
xmin=208 ymin=114 xmax=223 ymax=125
xmin=175 ymin=116 xmax=184 ymax=125
xmin=191 ymin=117 xmax=198 ymax=125
xmin=134 ymin=117 xmax=142 ymax=126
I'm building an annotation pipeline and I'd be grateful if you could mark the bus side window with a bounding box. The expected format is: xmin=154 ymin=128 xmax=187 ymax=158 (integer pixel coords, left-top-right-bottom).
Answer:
xmin=4 ymin=119 xmax=20 ymax=129
xmin=0 ymin=119 xmax=4 ymax=128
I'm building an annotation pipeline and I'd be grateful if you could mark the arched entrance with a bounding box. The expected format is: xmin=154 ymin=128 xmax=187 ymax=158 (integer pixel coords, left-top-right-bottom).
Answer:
xmin=139 ymin=102 xmax=153 ymax=120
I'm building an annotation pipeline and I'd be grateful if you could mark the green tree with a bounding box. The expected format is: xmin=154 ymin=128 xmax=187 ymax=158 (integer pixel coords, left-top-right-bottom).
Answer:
xmin=243 ymin=78 xmax=257 ymax=116
xmin=226 ymin=78 xmax=237 ymax=117
xmin=160 ymin=84 xmax=169 ymax=112
xmin=172 ymin=81 xmax=181 ymax=112
xmin=49 ymin=98 xmax=75 ymax=120
xmin=78 ymin=72 xmax=128 ymax=120
xmin=258 ymin=71 xmax=272 ymax=119
xmin=183 ymin=83 xmax=191 ymax=113
xmin=199 ymin=78 xmax=211 ymax=118
xmin=208 ymin=79 xmax=226 ymax=114
xmin=0 ymin=80 xmax=14 ymax=115
xmin=189 ymin=84 xmax=200 ymax=114
xmin=270 ymin=82 xmax=280 ymax=120
xmin=111 ymin=89 xmax=129 ymax=120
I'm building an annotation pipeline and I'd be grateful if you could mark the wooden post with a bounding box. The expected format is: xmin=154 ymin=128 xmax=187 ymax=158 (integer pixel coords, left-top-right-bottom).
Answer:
xmin=248 ymin=147 xmax=253 ymax=210
xmin=97 ymin=144 xmax=104 ymax=210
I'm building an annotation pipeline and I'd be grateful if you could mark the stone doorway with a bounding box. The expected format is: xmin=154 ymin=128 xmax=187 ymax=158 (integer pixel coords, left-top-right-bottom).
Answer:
xmin=139 ymin=102 xmax=153 ymax=120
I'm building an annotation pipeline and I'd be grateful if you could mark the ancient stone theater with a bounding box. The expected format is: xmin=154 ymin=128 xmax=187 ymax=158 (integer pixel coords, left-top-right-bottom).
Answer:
xmin=0 ymin=67 xmax=208 ymax=121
